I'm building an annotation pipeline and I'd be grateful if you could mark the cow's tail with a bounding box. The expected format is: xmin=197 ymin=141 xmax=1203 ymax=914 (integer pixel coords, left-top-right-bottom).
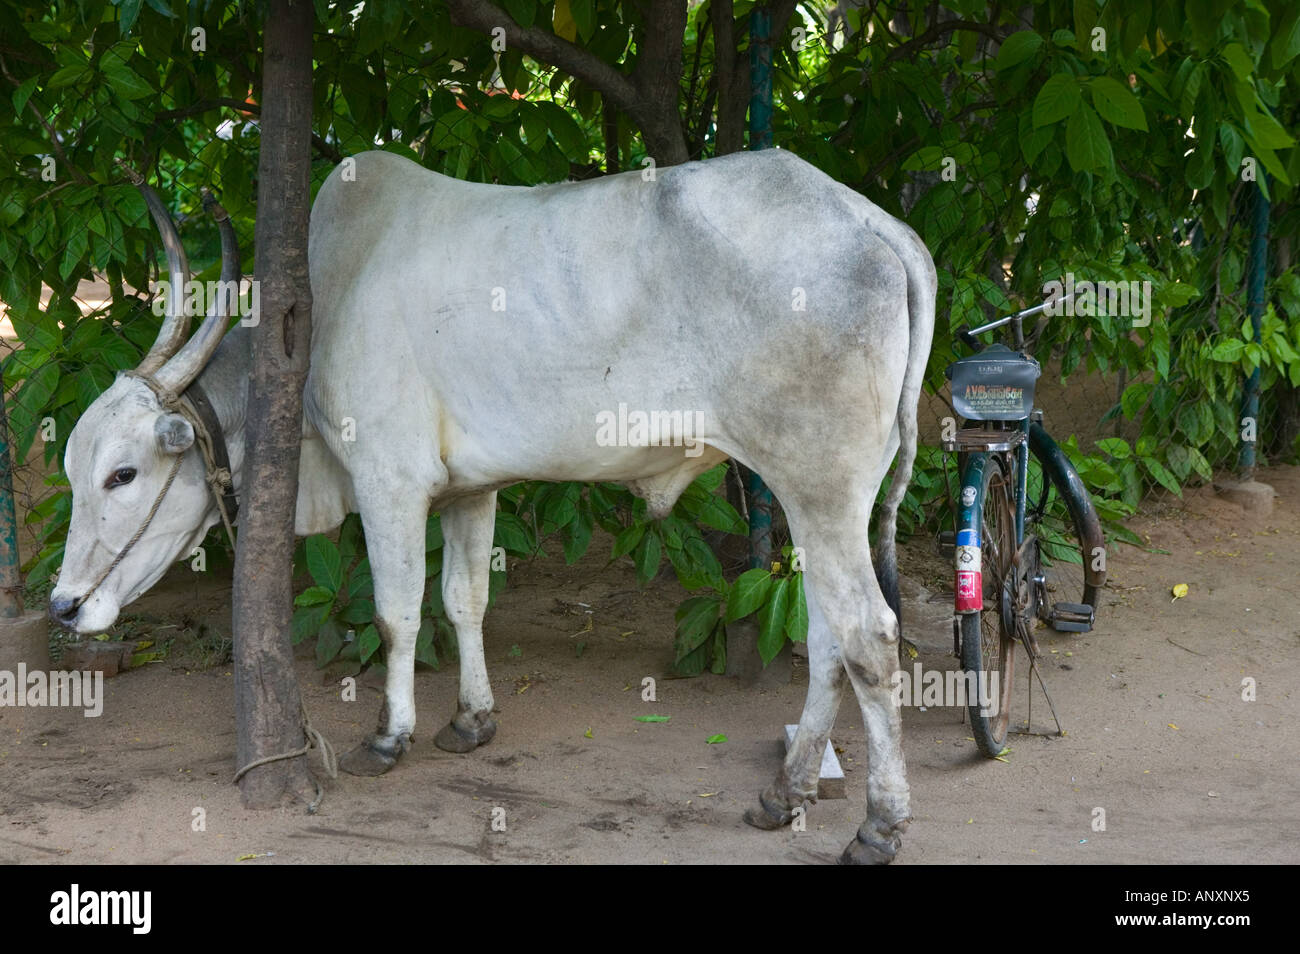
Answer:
xmin=874 ymin=230 xmax=938 ymax=640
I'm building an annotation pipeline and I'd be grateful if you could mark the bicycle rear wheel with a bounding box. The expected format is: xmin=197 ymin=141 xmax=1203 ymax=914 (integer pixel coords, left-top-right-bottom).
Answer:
xmin=957 ymin=454 xmax=1016 ymax=757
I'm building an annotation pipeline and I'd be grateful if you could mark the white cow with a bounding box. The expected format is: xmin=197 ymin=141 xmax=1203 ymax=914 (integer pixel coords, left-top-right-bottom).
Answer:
xmin=51 ymin=148 xmax=935 ymax=863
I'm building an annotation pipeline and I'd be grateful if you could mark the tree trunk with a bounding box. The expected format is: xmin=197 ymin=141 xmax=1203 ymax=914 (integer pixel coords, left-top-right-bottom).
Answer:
xmin=232 ymin=0 xmax=317 ymax=809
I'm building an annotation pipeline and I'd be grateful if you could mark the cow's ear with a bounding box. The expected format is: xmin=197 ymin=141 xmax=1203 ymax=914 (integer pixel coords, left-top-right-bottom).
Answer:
xmin=155 ymin=413 xmax=195 ymax=455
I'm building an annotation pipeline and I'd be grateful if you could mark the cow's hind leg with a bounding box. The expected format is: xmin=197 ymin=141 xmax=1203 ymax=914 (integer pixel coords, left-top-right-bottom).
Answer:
xmin=432 ymin=491 xmax=499 ymax=753
xmin=743 ymin=588 xmax=847 ymax=829
xmin=339 ymin=494 xmax=429 ymax=776
xmin=748 ymin=490 xmax=911 ymax=863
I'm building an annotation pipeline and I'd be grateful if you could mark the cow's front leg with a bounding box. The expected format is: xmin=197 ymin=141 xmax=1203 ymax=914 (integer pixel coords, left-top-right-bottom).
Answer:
xmin=432 ymin=492 xmax=498 ymax=753
xmin=339 ymin=495 xmax=429 ymax=777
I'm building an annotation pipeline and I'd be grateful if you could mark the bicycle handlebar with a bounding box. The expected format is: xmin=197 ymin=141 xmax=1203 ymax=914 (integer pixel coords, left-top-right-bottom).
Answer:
xmin=954 ymin=290 xmax=1078 ymax=352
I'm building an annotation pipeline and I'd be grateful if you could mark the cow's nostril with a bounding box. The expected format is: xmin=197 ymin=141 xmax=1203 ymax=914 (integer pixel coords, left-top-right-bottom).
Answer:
xmin=49 ymin=596 xmax=79 ymax=625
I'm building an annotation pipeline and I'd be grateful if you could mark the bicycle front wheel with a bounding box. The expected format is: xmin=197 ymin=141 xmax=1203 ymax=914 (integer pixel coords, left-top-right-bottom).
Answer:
xmin=956 ymin=453 xmax=1016 ymax=758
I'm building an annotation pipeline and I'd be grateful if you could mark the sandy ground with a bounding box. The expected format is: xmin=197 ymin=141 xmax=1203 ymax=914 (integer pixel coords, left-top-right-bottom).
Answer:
xmin=1 ymin=465 xmax=1298 ymax=865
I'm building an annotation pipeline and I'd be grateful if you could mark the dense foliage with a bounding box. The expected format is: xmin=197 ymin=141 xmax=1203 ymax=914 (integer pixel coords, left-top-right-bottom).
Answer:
xmin=1 ymin=1 xmax=1297 ymax=670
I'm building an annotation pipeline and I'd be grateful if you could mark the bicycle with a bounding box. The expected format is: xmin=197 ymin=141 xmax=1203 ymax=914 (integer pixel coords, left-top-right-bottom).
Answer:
xmin=939 ymin=296 xmax=1107 ymax=758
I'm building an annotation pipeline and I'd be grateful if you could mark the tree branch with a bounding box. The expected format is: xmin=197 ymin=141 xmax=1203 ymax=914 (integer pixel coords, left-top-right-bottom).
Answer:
xmin=885 ymin=18 xmax=1007 ymax=63
xmin=0 ymin=54 xmax=91 ymax=184
xmin=446 ymin=0 xmax=639 ymax=112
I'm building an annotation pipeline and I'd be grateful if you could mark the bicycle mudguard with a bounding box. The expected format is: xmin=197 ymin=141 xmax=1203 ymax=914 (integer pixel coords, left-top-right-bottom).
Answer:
xmin=954 ymin=453 xmax=988 ymax=614
xmin=1028 ymin=423 xmax=1108 ymax=594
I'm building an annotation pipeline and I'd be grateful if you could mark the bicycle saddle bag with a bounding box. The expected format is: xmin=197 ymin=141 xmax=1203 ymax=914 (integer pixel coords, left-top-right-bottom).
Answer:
xmin=946 ymin=345 xmax=1041 ymax=421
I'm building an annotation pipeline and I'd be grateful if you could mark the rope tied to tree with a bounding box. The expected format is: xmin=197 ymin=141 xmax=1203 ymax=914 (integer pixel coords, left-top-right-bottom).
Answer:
xmin=233 ymin=704 xmax=338 ymax=814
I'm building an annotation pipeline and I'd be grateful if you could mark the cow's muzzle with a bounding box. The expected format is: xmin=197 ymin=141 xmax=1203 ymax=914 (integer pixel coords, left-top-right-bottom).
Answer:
xmin=49 ymin=595 xmax=80 ymax=627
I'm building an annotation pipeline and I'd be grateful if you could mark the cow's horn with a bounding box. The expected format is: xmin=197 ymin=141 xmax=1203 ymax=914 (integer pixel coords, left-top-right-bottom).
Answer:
xmin=154 ymin=190 xmax=240 ymax=394
xmin=120 ymin=161 xmax=192 ymax=375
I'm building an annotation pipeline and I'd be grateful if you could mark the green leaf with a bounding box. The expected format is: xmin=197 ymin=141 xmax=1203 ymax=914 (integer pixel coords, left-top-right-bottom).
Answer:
xmin=1090 ymin=76 xmax=1147 ymax=130
xmin=339 ymin=599 xmax=374 ymax=625
xmin=535 ymin=101 xmax=587 ymax=157
xmin=415 ymin=618 xmax=439 ymax=669
xmin=1095 ymin=437 xmax=1132 ymax=459
xmin=347 ymin=560 xmax=373 ymax=599
xmin=305 ymin=535 xmax=342 ymax=592
xmin=1210 ymin=339 xmax=1245 ymax=362
xmin=358 ymin=623 xmax=382 ymax=664
xmin=725 ymin=568 xmax=773 ymax=621
xmin=117 ymin=0 xmax=143 ymax=35
xmin=634 ymin=531 xmax=661 ymax=586
xmin=562 ymin=503 xmax=594 ymax=564
xmin=426 ymin=513 xmax=444 ymax=552
xmin=570 ymin=0 xmax=596 ymax=40
xmin=610 ymin=523 xmax=646 ymax=559
xmin=757 ymin=577 xmax=790 ymax=665
xmin=103 ymin=64 xmax=153 ymax=100
xmin=674 ymin=596 xmax=721 ymax=661
xmin=48 ymin=64 xmax=89 ymax=88
xmin=315 ymin=619 xmax=346 ymax=667
xmin=292 ymin=604 xmax=327 ymax=644
xmin=996 ymin=31 xmax=1043 ymax=70
xmin=294 ymin=585 xmax=335 ymax=607
xmin=11 ymin=76 xmax=38 ymax=116
xmin=785 ymin=573 xmax=808 ymax=644
xmin=493 ymin=511 xmax=534 ymax=554
xmin=502 ymin=0 xmax=536 ymax=28
xmin=1120 ymin=380 xmax=1153 ymax=419
xmin=1141 ymin=457 xmax=1182 ymax=496
xmin=1220 ymin=42 xmax=1254 ymax=82
xmin=1161 ymin=282 xmax=1202 ymax=307
xmin=687 ymin=493 xmax=747 ymax=534
xmin=1270 ymin=5 xmax=1300 ymax=70
xmin=1033 ymin=73 xmax=1081 ymax=127
xmin=539 ymin=482 xmax=581 ymax=533
xmin=705 ymin=734 xmax=728 ymax=744
xmin=1065 ymin=101 xmax=1112 ymax=172
xmin=1243 ymin=108 xmax=1295 ymax=151
xmin=635 ymin=715 xmax=670 ymax=723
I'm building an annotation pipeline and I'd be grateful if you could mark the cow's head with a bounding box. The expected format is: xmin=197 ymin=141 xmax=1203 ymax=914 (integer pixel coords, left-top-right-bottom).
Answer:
xmin=49 ymin=180 xmax=238 ymax=633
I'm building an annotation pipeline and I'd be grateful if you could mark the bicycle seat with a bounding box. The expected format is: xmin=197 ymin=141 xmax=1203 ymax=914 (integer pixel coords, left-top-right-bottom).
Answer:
xmin=946 ymin=344 xmax=1041 ymax=421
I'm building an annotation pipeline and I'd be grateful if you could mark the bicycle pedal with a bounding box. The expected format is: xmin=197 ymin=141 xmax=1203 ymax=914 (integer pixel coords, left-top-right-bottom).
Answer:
xmin=937 ymin=530 xmax=955 ymax=557
xmin=1049 ymin=602 xmax=1094 ymax=633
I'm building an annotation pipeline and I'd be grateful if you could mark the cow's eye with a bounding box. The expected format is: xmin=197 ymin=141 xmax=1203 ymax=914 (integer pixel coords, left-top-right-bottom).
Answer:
xmin=105 ymin=468 xmax=136 ymax=489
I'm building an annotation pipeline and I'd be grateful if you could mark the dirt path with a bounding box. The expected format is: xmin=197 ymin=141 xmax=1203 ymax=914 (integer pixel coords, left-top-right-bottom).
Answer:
xmin=2 ymin=467 xmax=1297 ymax=864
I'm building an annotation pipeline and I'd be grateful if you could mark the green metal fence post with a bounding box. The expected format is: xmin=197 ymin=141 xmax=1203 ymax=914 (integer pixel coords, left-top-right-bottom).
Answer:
xmin=1239 ymin=176 xmax=1269 ymax=478
xmin=745 ymin=5 xmax=775 ymax=569
xmin=0 ymin=359 xmax=25 ymax=618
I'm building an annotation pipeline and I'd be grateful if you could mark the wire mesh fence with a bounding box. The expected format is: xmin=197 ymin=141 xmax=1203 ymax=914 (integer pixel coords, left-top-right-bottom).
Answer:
xmin=0 ymin=32 xmax=1289 ymax=608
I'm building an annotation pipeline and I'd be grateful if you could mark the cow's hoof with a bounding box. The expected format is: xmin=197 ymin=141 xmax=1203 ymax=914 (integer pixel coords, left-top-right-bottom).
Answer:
xmin=339 ymin=734 xmax=407 ymax=776
xmin=433 ymin=716 xmax=498 ymax=754
xmin=838 ymin=819 xmax=907 ymax=865
xmin=742 ymin=790 xmax=797 ymax=831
